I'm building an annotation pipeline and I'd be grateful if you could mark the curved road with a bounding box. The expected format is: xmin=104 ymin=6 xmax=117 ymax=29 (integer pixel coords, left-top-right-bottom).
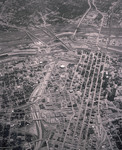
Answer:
xmin=29 ymin=62 xmax=55 ymax=150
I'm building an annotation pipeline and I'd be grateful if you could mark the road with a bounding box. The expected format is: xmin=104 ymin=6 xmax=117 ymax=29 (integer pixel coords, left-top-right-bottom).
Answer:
xmin=92 ymin=0 xmax=105 ymax=49
xmin=61 ymin=54 xmax=83 ymax=150
xmin=75 ymin=53 xmax=102 ymax=149
xmin=72 ymin=0 xmax=91 ymax=38
xmin=61 ymin=52 xmax=94 ymax=150
xmin=69 ymin=53 xmax=94 ymax=149
xmin=99 ymin=45 xmax=122 ymax=54
xmin=82 ymin=54 xmax=107 ymax=150
xmin=29 ymin=62 xmax=55 ymax=150
xmin=59 ymin=50 xmax=117 ymax=150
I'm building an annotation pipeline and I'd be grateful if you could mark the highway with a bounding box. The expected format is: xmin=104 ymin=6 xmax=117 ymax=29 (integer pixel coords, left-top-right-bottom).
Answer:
xmin=72 ymin=0 xmax=91 ymax=38
xmin=29 ymin=62 xmax=55 ymax=150
xmin=92 ymin=0 xmax=105 ymax=49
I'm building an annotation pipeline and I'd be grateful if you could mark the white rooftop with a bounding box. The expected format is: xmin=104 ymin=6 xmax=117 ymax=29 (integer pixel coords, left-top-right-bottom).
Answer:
xmin=60 ymin=65 xmax=65 ymax=68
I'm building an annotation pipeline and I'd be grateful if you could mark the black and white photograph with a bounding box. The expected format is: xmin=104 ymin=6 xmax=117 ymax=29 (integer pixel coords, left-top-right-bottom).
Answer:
xmin=0 ymin=0 xmax=122 ymax=150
